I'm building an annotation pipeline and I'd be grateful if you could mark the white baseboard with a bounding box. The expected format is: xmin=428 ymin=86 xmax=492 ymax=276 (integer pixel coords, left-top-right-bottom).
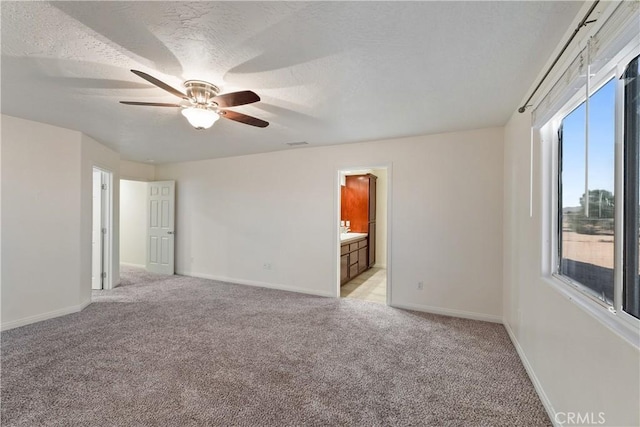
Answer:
xmin=176 ymin=270 xmax=335 ymax=298
xmin=503 ymin=320 xmax=558 ymax=427
xmin=390 ymin=301 xmax=502 ymax=323
xmin=120 ymin=262 xmax=145 ymax=269
xmin=1 ymin=299 xmax=92 ymax=331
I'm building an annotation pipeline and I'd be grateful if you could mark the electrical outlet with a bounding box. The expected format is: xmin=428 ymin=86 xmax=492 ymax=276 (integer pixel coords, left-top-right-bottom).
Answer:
xmin=417 ymin=281 xmax=424 ymax=290
xmin=263 ymin=263 xmax=272 ymax=270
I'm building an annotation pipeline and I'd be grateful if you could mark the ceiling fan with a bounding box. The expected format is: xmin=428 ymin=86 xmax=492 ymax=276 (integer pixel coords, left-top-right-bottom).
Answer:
xmin=120 ymin=69 xmax=268 ymax=130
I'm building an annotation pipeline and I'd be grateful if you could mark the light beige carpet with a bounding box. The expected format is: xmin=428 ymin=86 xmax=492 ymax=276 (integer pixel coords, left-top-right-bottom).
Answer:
xmin=1 ymin=266 xmax=549 ymax=426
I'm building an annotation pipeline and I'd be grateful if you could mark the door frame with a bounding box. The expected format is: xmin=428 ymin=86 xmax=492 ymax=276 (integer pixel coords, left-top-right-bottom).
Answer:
xmin=92 ymin=165 xmax=114 ymax=290
xmin=335 ymin=163 xmax=392 ymax=305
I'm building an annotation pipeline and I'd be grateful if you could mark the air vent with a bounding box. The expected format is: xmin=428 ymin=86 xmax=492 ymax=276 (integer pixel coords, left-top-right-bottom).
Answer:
xmin=286 ymin=141 xmax=309 ymax=147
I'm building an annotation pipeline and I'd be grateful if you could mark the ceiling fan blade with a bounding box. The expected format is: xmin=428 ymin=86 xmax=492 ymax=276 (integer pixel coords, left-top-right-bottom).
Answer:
xmin=220 ymin=110 xmax=269 ymax=128
xmin=212 ymin=90 xmax=260 ymax=108
xmin=130 ymin=69 xmax=188 ymax=100
xmin=120 ymin=101 xmax=182 ymax=107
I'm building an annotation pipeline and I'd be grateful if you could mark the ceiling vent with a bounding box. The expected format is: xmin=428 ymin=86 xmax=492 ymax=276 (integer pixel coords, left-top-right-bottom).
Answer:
xmin=286 ymin=141 xmax=309 ymax=147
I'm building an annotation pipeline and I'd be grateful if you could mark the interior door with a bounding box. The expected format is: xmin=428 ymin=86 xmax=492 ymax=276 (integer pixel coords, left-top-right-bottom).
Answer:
xmin=91 ymin=169 xmax=103 ymax=289
xmin=146 ymin=181 xmax=175 ymax=275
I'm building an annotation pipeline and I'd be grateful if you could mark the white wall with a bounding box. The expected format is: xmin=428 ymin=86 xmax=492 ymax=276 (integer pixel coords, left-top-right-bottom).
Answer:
xmin=1 ymin=115 xmax=83 ymax=328
xmin=120 ymin=180 xmax=147 ymax=267
xmin=501 ymin=2 xmax=640 ymax=424
xmin=503 ymin=111 xmax=640 ymax=426
xmin=118 ymin=159 xmax=154 ymax=269
xmin=156 ymin=127 xmax=504 ymax=321
xmin=0 ymin=116 xmax=3 ymax=323
xmin=1 ymin=115 xmax=121 ymax=329
xmin=120 ymin=160 xmax=155 ymax=182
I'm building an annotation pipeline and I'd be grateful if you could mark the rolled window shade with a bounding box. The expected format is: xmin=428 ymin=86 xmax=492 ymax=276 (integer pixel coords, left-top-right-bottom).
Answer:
xmin=532 ymin=47 xmax=586 ymax=128
xmin=532 ymin=1 xmax=639 ymax=129
xmin=589 ymin=1 xmax=640 ymax=77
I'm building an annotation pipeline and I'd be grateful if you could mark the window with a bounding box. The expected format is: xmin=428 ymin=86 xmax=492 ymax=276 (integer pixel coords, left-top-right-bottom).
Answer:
xmin=559 ymin=79 xmax=616 ymax=305
xmin=555 ymin=53 xmax=639 ymax=321
xmin=533 ymin=1 xmax=640 ymax=337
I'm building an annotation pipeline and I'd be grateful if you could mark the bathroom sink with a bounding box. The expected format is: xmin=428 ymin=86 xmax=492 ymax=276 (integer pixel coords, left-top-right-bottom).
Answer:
xmin=340 ymin=232 xmax=367 ymax=243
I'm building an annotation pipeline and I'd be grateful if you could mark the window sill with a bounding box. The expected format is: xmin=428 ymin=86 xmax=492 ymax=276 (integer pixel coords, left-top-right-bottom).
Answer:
xmin=543 ymin=275 xmax=640 ymax=349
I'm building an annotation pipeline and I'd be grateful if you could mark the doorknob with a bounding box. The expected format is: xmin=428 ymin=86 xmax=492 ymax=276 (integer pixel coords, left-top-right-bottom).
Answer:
xmin=167 ymin=231 xmax=175 ymax=234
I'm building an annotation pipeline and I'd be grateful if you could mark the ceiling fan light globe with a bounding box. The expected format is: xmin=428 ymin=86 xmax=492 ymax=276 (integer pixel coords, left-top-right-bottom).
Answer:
xmin=181 ymin=107 xmax=219 ymax=130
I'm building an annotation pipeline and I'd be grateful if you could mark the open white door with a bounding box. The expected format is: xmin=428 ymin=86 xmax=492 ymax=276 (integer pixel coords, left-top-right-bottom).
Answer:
xmin=146 ymin=180 xmax=175 ymax=275
xmin=92 ymin=168 xmax=112 ymax=289
xmin=91 ymin=169 xmax=103 ymax=290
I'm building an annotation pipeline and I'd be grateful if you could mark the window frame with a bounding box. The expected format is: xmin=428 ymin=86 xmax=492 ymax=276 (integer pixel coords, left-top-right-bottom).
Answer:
xmin=544 ymin=42 xmax=640 ymax=341
xmin=556 ymin=74 xmax=617 ymax=306
xmin=622 ymin=53 xmax=640 ymax=319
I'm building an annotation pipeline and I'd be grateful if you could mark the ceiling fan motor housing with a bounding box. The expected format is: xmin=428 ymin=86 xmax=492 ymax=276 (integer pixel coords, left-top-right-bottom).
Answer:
xmin=184 ymin=80 xmax=221 ymax=106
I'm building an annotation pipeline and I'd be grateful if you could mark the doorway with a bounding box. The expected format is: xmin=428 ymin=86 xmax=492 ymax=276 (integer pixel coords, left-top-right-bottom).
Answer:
xmin=120 ymin=179 xmax=148 ymax=270
xmin=337 ymin=166 xmax=390 ymax=304
xmin=92 ymin=167 xmax=113 ymax=290
xmin=119 ymin=179 xmax=176 ymax=276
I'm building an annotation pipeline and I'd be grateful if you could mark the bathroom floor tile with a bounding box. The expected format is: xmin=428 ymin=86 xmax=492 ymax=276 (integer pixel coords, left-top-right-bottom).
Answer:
xmin=341 ymin=267 xmax=386 ymax=304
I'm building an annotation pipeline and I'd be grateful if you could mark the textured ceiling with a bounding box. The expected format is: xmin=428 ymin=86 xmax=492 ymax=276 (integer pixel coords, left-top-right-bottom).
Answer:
xmin=1 ymin=1 xmax=582 ymax=163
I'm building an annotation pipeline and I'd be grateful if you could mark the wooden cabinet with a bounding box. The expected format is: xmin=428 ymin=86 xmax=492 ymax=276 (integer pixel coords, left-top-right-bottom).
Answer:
xmin=340 ymin=173 xmax=377 ymax=285
xmin=340 ymin=254 xmax=349 ymax=283
xmin=358 ymin=247 xmax=367 ymax=273
xmin=340 ymin=236 xmax=368 ymax=285
xmin=342 ymin=173 xmax=377 ymax=270
xmin=368 ymin=222 xmax=376 ymax=268
xmin=367 ymin=175 xmax=376 ymax=268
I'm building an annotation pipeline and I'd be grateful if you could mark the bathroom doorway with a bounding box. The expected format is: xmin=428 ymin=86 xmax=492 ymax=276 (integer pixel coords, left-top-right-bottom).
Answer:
xmin=337 ymin=166 xmax=390 ymax=304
